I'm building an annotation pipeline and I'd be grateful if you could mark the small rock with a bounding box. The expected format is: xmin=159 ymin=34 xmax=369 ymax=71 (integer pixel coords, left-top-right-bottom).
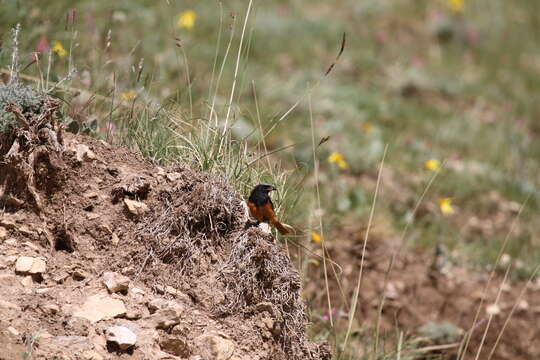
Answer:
xmin=131 ymin=287 xmax=145 ymax=296
xmin=147 ymin=298 xmax=168 ymax=314
xmin=72 ymin=269 xmax=88 ymax=280
xmin=53 ymin=271 xmax=70 ymax=283
xmin=73 ymin=294 xmax=127 ymax=322
xmin=165 ymin=172 xmax=181 ymax=182
xmin=76 ymin=144 xmax=97 ymax=162
xmin=124 ymin=199 xmax=149 ymax=217
xmin=0 ymin=226 xmax=7 ymax=239
xmin=31 ymin=258 xmax=46 ymax=274
xmin=83 ymin=191 xmax=99 ymax=199
xmin=518 ymin=300 xmax=529 ymax=310
xmin=125 ymin=310 xmax=142 ymax=320
xmin=36 ymin=287 xmax=52 ymax=294
xmin=160 ymin=336 xmax=191 ymax=357
xmin=258 ymin=222 xmax=271 ymax=234
xmin=20 ymin=275 xmax=33 ymax=287
xmin=15 ymin=256 xmax=34 ymax=273
xmin=6 ymin=326 xmax=19 ymax=337
xmin=15 ymin=256 xmax=46 ymax=275
xmin=102 ymin=272 xmax=130 ymax=293
xmin=151 ymin=305 xmax=184 ymax=329
xmin=196 ymin=334 xmax=235 ymax=360
xmin=105 ymin=326 xmax=137 ymax=350
xmin=486 ymin=303 xmax=501 ymax=316
xmin=5 ymin=238 xmax=17 ymax=246
xmin=42 ymin=303 xmax=60 ymax=314
xmin=111 ymin=233 xmax=120 ymax=246
xmin=86 ymin=213 xmax=101 ymax=220
xmin=156 ymin=167 xmax=166 ymax=177
xmin=165 ymin=286 xmax=179 ymax=296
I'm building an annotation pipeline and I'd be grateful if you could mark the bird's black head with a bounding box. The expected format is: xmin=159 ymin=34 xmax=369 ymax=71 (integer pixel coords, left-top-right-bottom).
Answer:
xmin=248 ymin=183 xmax=276 ymax=206
xmin=254 ymin=183 xmax=276 ymax=193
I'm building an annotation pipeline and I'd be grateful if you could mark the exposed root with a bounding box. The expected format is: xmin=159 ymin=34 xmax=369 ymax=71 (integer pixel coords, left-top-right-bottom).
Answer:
xmin=0 ymin=97 xmax=64 ymax=213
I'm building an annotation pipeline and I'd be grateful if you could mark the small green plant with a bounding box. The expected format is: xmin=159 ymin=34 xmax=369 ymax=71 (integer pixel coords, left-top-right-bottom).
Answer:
xmin=0 ymin=81 xmax=46 ymax=132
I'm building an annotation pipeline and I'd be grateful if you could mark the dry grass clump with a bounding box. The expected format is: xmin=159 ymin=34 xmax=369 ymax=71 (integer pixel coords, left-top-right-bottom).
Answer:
xmin=135 ymin=167 xmax=244 ymax=277
xmin=217 ymin=228 xmax=328 ymax=360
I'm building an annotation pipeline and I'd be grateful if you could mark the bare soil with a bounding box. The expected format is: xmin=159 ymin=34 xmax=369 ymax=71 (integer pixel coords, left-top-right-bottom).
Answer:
xmin=303 ymin=228 xmax=540 ymax=359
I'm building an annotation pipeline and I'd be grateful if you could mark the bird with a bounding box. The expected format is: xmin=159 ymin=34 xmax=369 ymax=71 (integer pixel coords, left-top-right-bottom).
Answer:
xmin=247 ymin=184 xmax=289 ymax=235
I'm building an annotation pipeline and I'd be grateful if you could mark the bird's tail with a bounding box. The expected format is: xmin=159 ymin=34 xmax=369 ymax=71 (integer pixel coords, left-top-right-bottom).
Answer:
xmin=273 ymin=220 xmax=291 ymax=235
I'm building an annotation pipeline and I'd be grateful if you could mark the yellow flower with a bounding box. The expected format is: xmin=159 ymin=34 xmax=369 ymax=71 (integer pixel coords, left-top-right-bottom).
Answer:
xmin=120 ymin=90 xmax=137 ymax=101
xmin=361 ymin=122 xmax=373 ymax=133
xmin=52 ymin=41 xmax=67 ymax=58
xmin=328 ymin=152 xmax=349 ymax=170
xmin=424 ymin=159 xmax=441 ymax=172
xmin=311 ymin=232 xmax=322 ymax=243
xmin=438 ymin=197 xmax=455 ymax=215
xmin=447 ymin=0 xmax=464 ymax=13
xmin=177 ymin=10 xmax=197 ymax=30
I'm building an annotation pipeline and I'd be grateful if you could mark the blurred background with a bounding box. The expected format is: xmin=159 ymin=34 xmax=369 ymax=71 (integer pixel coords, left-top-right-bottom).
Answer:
xmin=2 ymin=0 xmax=539 ymax=359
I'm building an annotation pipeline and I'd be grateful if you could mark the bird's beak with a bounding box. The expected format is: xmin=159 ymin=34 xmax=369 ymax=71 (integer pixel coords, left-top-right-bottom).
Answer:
xmin=268 ymin=185 xmax=277 ymax=191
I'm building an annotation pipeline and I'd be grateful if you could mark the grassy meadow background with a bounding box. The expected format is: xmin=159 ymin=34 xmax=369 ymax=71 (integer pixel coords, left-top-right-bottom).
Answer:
xmin=1 ymin=0 xmax=540 ymax=358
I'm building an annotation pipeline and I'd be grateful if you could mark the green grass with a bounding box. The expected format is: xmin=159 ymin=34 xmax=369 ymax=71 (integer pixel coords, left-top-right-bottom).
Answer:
xmin=2 ymin=0 xmax=540 ymax=357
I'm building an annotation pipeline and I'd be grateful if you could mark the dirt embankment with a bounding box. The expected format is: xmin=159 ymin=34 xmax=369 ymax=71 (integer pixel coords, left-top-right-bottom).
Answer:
xmin=0 ymin=97 xmax=329 ymax=360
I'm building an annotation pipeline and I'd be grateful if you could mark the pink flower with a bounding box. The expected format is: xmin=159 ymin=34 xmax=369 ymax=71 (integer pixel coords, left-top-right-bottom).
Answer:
xmin=37 ymin=37 xmax=49 ymax=53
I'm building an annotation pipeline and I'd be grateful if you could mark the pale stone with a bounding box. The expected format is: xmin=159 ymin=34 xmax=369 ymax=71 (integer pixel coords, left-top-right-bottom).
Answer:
xmin=147 ymin=298 xmax=168 ymax=313
xmin=20 ymin=275 xmax=33 ymax=287
xmin=125 ymin=310 xmax=142 ymax=320
xmin=83 ymin=191 xmax=99 ymax=199
xmin=87 ymin=213 xmax=101 ymax=220
xmin=105 ymin=326 xmax=137 ymax=350
xmin=150 ymin=307 xmax=184 ymax=329
xmin=76 ymin=144 xmax=96 ymax=162
xmin=6 ymin=326 xmax=19 ymax=337
xmin=124 ymin=199 xmax=149 ymax=217
xmin=15 ymin=256 xmax=34 ymax=273
xmin=72 ymin=269 xmax=87 ymax=280
xmin=5 ymin=239 xmax=17 ymax=246
xmin=111 ymin=233 xmax=120 ymax=246
xmin=486 ymin=303 xmax=501 ymax=316
xmin=258 ymin=222 xmax=271 ymax=234
xmin=196 ymin=334 xmax=235 ymax=360
xmin=165 ymin=172 xmax=181 ymax=181
xmin=73 ymin=294 xmax=127 ymax=322
xmin=102 ymin=272 xmax=130 ymax=293
xmin=0 ymin=226 xmax=7 ymax=239
xmin=42 ymin=303 xmax=60 ymax=314
xmin=30 ymin=258 xmax=46 ymax=274
xmin=15 ymin=256 xmax=46 ymax=274
xmin=36 ymin=287 xmax=52 ymax=294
